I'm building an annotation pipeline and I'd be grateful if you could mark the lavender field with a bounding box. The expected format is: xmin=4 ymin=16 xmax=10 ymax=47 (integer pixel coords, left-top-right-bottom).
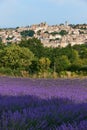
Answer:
xmin=0 ymin=77 xmax=87 ymax=130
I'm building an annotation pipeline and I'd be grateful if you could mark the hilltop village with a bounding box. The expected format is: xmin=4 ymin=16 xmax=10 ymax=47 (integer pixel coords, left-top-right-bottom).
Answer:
xmin=0 ymin=22 xmax=87 ymax=47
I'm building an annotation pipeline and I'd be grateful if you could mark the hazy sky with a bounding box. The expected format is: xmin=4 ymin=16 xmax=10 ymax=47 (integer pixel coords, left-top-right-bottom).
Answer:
xmin=0 ymin=0 xmax=87 ymax=27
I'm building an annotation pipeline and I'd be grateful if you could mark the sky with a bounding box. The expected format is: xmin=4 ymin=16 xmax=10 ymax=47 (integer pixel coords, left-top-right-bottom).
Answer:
xmin=0 ymin=0 xmax=87 ymax=27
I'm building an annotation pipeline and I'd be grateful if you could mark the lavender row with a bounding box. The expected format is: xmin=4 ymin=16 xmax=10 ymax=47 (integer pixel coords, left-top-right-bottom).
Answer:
xmin=0 ymin=77 xmax=87 ymax=129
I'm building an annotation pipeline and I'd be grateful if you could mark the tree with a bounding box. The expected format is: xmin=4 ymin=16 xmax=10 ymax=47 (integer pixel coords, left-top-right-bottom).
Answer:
xmin=20 ymin=30 xmax=35 ymax=37
xmin=59 ymin=30 xmax=68 ymax=36
xmin=54 ymin=55 xmax=70 ymax=73
xmin=68 ymin=50 xmax=83 ymax=71
xmin=80 ymin=48 xmax=87 ymax=59
xmin=69 ymin=49 xmax=79 ymax=64
xmin=19 ymin=38 xmax=44 ymax=58
xmin=1 ymin=44 xmax=34 ymax=70
xmin=28 ymin=57 xmax=39 ymax=74
xmin=39 ymin=57 xmax=51 ymax=72
xmin=0 ymin=37 xmax=2 ymax=43
xmin=69 ymin=58 xmax=83 ymax=72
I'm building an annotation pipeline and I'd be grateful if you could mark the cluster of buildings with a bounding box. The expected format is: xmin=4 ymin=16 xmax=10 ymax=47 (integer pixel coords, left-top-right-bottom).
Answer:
xmin=0 ymin=22 xmax=87 ymax=47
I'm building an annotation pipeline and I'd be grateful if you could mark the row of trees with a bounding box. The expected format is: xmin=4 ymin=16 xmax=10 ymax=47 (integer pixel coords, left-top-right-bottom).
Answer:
xmin=0 ymin=38 xmax=87 ymax=77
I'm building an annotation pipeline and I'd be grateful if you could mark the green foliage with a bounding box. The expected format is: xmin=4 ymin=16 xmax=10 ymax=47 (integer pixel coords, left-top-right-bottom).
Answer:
xmin=80 ymin=48 xmax=87 ymax=59
xmin=80 ymin=65 xmax=87 ymax=71
xmin=0 ymin=67 xmax=13 ymax=76
xmin=50 ymin=30 xmax=68 ymax=36
xmin=37 ymin=30 xmax=41 ymax=35
xmin=59 ymin=30 xmax=68 ymax=36
xmin=50 ymin=31 xmax=58 ymax=36
xmin=0 ymin=37 xmax=2 ymax=43
xmin=1 ymin=44 xmax=34 ymax=70
xmin=0 ymin=39 xmax=87 ymax=77
xmin=0 ymin=43 xmax=5 ymax=49
xmin=28 ymin=58 xmax=39 ymax=74
xmin=20 ymin=30 xmax=35 ymax=37
xmin=54 ymin=55 xmax=70 ymax=73
xmin=39 ymin=57 xmax=51 ymax=72
xmin=19 ymin=38 xmax=44 ymax=58
xmin=6 ymin=36 xmax=14 ymax=40
xmin=44 ymin=31 xmax=49 ymax=34
xmin=69 ymin=49 xmax=79 ymax=63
